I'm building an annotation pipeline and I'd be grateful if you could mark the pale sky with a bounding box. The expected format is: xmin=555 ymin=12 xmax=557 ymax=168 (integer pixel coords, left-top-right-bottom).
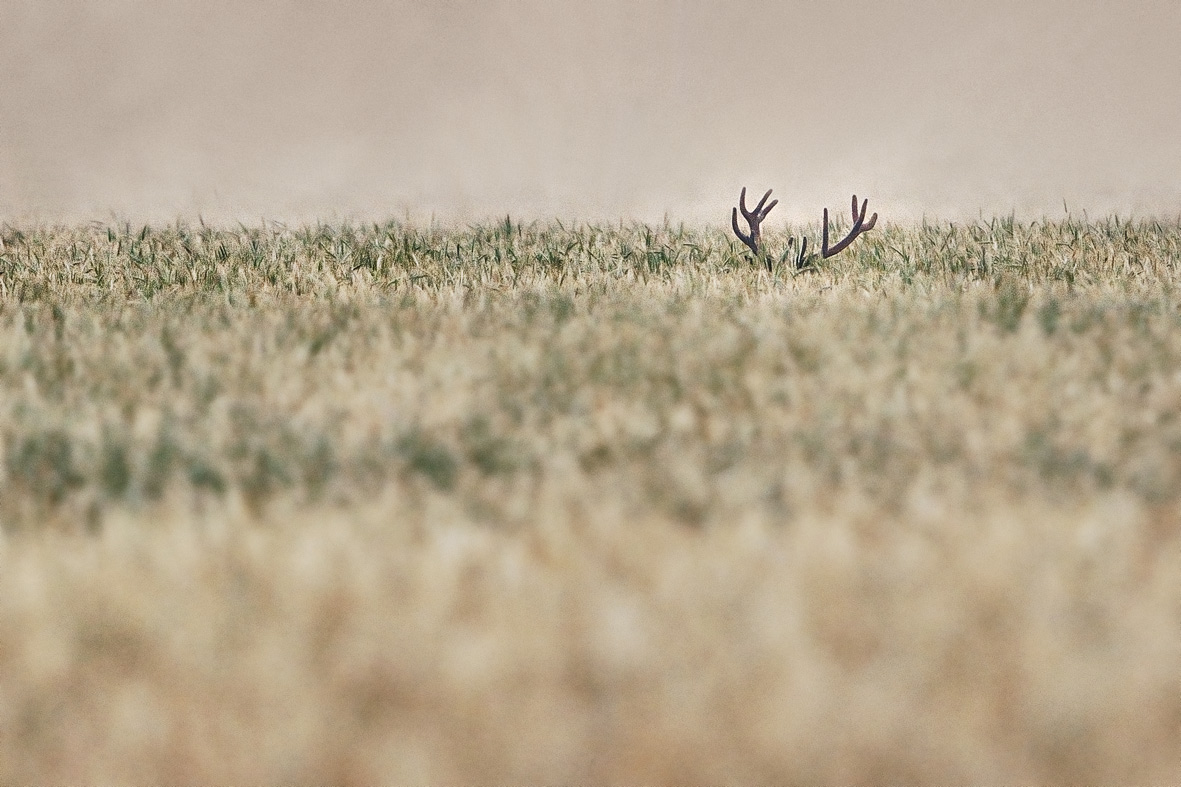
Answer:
xmin=2 ymin=1 xmax=1179 ymax=224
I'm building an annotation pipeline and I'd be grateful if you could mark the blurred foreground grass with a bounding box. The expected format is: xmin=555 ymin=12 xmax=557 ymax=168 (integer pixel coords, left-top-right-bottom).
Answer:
xmin=0 ymin=217 xmax=1178 ymax=782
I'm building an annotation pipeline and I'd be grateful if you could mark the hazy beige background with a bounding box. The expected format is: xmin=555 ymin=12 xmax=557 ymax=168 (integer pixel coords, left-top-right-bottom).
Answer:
xmin=2 ymin=0 xmax=1179 ymax=224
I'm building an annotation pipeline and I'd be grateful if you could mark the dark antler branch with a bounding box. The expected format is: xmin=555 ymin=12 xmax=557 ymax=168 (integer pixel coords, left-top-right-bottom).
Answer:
xmin=793 ymin=235 xmax=810 ymax=270
xmin=821 ymin=195 xmax=878 ymax=258
xmin=732 ymin=187 xmax=778 ymax=268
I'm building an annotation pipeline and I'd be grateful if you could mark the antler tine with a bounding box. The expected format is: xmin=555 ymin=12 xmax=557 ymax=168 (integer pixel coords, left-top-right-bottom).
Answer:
xmin=822 ymin=207 xmax=831 ymax=256
xmin=732 ymin=207 xmax=757 ymax=256
xmin=754 ymin=188 xmax=772 ymax=215
xmin=739 ymin=188 xmax=777 ymax=223
xmin=851 ymin=195 xmax=878 ymax=231
xmin=822 ymin=194 xmax=878 ymax=258
xmin=732 ymin=186 xmax=777 ymax=260
xmin=744 ymin=188 xmax=775 ymax=220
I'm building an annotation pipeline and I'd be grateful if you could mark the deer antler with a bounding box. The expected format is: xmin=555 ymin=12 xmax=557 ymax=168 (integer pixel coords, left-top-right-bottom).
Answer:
xmin=821 ymin=195 xmax=878 ymax=258
xmin=732 ymin=187 xmax=778 ymax=268
xmin=791 ymin=235 xmax=810 ymax=270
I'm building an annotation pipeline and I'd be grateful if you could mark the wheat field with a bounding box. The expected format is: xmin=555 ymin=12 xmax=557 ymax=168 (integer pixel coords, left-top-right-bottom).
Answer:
xmin=0 ymin=216 xmax=1178 ymax=782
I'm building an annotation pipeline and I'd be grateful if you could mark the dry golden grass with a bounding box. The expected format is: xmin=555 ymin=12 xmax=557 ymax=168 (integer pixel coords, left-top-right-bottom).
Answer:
xmin=0 ymin=217 xmax=1178 ymax=782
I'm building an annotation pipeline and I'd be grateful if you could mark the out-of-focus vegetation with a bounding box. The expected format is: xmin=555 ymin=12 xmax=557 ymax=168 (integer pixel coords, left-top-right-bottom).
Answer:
xmin=0 ymin=216 xmax=1178 ymax=783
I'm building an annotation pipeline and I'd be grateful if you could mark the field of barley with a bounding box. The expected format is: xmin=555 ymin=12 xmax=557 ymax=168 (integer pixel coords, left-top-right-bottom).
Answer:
xmin=0 ymin=215 xmax=1178 ymax=782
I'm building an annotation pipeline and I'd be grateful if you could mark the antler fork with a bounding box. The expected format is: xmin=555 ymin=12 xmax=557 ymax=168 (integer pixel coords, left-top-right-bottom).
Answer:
xmin=821 ymin=195 xmax=878 ymax=258
xmin=732 ymin=187 xmax=778 ymax=266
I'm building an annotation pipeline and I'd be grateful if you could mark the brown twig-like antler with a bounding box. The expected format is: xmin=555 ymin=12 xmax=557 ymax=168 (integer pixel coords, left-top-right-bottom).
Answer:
xmin=822 ymin=195 xmax=878 ymax=258
xmin=732 ymin=187 xmax=778 ymax=268
xmin=785 ymin=235 xmax=810 ymax=271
